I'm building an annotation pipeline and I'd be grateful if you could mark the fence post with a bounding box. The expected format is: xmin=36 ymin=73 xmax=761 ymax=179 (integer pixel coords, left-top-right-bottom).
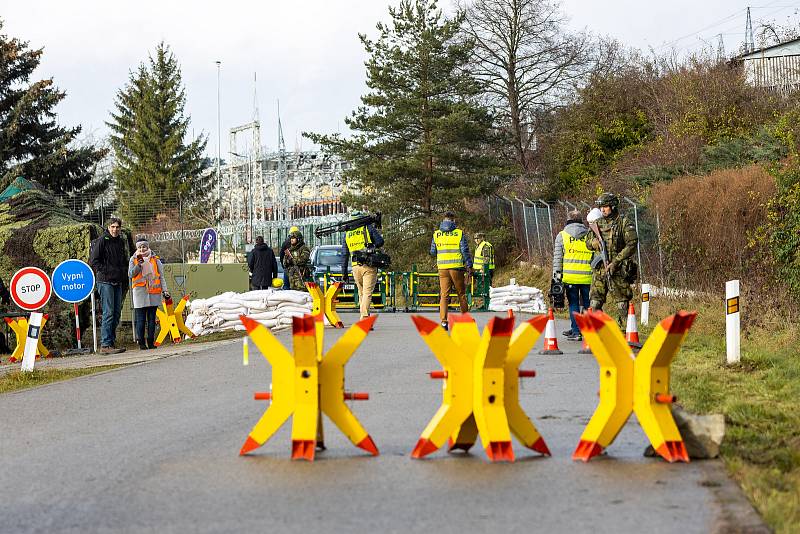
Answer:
xmin=537 ymin=200 xmax=554 ymax=249
xmin=623 ymin=197 xmax=644 ymax=285
xmin=514 ymin=197 xmax=531 ymax=261
xmin=655 ymin=211 xmax=665 ymax=286
xmin=526 ymin=198 xmax=544 ymax=264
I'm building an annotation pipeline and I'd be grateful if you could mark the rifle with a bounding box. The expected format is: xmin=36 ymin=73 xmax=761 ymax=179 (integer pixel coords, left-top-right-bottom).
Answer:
xmin=587 ymin=208 xmax=613 ymax=288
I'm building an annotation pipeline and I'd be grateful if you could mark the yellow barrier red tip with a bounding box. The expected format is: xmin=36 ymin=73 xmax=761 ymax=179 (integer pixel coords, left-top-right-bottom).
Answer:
xmin=529 ymin=437 xmax=551 ymax=456
xmin=411 ymin=438 xmax=439 ymax=459
xmin=488 ymin=316 xmax=514 ymax=336
xmin=526 ymin=314 xmax=549 ymax=332
xmin=355 ymin=315 xmax=378 ymax=333
xmin=656 ymin=441 xmax=689 ymax=463
xmin=291 ymin=440 xmax=316 ymax=461
xmin=449 ymin=312 xmax=474 ymax=323
xmin=239 ymin=315 xmax=260 ymax=333
xmin=356 ymin=435 xmax=379 ymax=456
xmin=660 ymin=310 xmax=698 ymax=334
xmin=485 ymin=441 xmax=514 ymax=462
xmin=572 ymin=439 xmax=604 ymax=462
xmin=411 ymin=315 xmax=438 ymax=335
xmin=292 ymin=315 xmax=315 ymax=336
xmin=239 ymin=436 xmax=261 ymax=455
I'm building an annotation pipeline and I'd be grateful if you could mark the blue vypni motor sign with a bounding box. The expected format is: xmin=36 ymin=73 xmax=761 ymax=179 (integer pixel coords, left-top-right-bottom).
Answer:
xmin=51 ymin=259 xmax=96 ymax=303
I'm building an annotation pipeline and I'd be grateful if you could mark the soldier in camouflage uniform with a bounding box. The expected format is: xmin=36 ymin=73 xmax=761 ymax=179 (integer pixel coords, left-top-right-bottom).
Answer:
xmin=281 ymin=230 xmax=311 ymax=291
xmin=585 ymin=192 xmax=639 ymax=327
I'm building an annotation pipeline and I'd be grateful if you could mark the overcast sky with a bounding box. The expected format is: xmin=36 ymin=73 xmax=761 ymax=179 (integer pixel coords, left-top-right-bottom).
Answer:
xmin=2 ymin=0 xmax=798 ymax=157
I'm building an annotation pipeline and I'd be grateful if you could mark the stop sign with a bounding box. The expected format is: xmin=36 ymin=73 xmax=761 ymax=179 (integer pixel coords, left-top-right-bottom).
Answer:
xmin=10 ymin=267 xmax=52 ymax=311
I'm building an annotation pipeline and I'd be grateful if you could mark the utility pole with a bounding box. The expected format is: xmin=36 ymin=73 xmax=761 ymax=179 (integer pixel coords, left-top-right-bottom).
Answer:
xmin=277 ymin=100 xmax=287 ymax=221
xmin=717 ymin=33 xmax=725 ymax=63
xmin=745 ymin=7 xmax=755 ymax=54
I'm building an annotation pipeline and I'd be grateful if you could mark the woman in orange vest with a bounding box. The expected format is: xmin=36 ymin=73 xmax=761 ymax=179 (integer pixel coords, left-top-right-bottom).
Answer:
xmin=128 ymin=238 xmax=170 ymax=350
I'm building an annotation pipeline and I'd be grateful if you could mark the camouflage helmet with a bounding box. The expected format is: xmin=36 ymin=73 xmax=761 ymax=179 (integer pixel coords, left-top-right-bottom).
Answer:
xmin=595 ymin=192 xmax=619 ymax=209
xmin=474 ymin=232 xmax=486 ymax=240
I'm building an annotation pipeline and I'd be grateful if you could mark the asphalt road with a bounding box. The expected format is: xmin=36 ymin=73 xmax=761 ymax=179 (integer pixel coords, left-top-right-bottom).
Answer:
xmin=0 ymin=312 xmax=763 ymax=533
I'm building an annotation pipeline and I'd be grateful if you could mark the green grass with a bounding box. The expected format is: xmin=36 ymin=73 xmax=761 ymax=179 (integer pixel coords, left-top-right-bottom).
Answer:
xmin=646 ymin=298 xmax=800 ymax=533
xmin=0 ymin=366 xmax=123 ymax=394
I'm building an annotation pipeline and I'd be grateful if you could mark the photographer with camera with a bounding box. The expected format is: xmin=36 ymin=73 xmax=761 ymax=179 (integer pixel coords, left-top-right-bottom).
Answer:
xmin=553 ymin=210 xmax=593 ymax=341
xmin=341 ymin=211 xmax=385 ymax=321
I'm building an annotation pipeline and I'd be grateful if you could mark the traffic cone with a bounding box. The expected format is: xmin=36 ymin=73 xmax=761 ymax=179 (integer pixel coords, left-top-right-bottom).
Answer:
xmin=539 ymin=308 xmax=563 ymax=355
xmin=626 ymin=302 xmax=643 ymax=350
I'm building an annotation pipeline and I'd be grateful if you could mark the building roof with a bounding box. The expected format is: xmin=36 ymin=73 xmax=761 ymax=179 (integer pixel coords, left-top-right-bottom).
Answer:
xmin=737 ymin=36 xmax=800 ymax=60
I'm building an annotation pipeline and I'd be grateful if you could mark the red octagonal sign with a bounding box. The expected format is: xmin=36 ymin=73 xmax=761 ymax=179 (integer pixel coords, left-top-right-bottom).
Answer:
xmin=10 ymin=267 xmax=52 ymax=311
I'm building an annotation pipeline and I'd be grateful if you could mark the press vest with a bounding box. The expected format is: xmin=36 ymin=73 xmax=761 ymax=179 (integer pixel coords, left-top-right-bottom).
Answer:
xmin=434 ymin=229 xmax=464 ymax=269
xmin=560 ymin=230 xmax=592 ymax=285
xmin=346 ymin=226 xmax=373 ymax=265
xmin=132 ymin=257 xmax=163 ymax=294
xmin=473 ymin=241 xmax=495 ymax=271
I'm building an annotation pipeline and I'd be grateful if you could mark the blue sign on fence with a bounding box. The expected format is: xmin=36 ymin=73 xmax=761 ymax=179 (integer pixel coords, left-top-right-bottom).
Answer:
xmin=199 ymin=228 xmax=217 ymax=264
xmin=51 ymin=259 xmax=95 ymax=303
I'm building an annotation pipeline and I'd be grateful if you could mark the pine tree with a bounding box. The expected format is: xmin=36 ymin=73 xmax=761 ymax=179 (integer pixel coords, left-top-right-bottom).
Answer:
xmin=305 ymin=0 xmax=506 ymax=254
xmin=0 ymin=19 xmax=106 ymax=196
xmin=107 ymin=42 xmax=210 ymax=227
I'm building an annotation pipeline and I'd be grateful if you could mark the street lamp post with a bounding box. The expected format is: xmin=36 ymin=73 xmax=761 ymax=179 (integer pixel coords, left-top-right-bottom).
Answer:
xmin=215 ymin=60 xmax=221 ymax=226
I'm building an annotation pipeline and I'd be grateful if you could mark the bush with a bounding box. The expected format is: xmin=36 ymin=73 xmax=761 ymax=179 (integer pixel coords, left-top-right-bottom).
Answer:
xmin=650 ymin=165 xmax=776 ymax=291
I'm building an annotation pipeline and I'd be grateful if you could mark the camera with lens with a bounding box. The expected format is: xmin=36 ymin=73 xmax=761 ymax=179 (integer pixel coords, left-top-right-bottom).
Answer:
xmin=352 ymin=248 xmax=392 ymax=269
xmin=548 ymin=278 xmax=565 ymax=309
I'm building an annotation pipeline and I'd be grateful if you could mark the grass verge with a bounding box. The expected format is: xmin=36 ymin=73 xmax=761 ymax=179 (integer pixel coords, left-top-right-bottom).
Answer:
xmin=0 ymin=366 xmax=123 ymax=394
xmin=645 ymin=297 xmax=800 ymax=533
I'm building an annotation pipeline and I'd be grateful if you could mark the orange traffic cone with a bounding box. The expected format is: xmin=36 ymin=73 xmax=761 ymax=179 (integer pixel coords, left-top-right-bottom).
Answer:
xmin=539 ymin=308 xmax=563 ymax=355
xmin=626 ymin=302 xmax=642 ymax=350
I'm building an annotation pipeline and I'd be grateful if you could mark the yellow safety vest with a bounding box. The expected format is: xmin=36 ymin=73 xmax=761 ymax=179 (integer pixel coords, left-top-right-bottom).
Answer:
xmin=473 ymin=241 xmax=495 ymax=271
xmin=434 ymin=229 xmax=464 ymax=269
xmin=560 ymin=230 xmax=592 ymax=285
xmin=346 ymin=226 xmax=372 ymax=266
xmin=132 ymin=256 xmax=163 ymax=294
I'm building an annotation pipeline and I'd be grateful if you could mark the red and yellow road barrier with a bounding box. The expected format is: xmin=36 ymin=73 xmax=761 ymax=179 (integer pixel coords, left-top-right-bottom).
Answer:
xmin=239 ymin=313 xmax=378 ymax=461
xmin=573 ymin=309 xmax=696 ymax=463
xmin=154 ymin=296 xmax=195 ymax=346
xmin=411 ymin=313 xmax=550 ymax=462
xmin=306 ymin=281 xmax=344 ymax=328
xmin=4 ymin=315 xmax=50 ymax=362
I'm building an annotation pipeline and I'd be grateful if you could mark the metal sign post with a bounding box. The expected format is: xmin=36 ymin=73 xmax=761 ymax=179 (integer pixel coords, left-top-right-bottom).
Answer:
xmin=51 ymin=259 xmax=96 ymax=353
xmin=10 ymin=267 xmax=52 ymax=371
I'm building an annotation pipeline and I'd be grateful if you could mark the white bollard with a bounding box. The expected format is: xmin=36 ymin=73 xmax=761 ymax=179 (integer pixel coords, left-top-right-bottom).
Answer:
xmin=21 ymin=312 xmax=44 ymax=372
xmin=640 ymin=283 xmax=650 ymax=326
xmin=726 ymin=280 xmax=741 ymax=364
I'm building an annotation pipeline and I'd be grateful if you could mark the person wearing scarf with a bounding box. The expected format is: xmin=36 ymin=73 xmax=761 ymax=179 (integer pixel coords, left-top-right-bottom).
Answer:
xmin=128 ymin=238 xmax=170 ymax=350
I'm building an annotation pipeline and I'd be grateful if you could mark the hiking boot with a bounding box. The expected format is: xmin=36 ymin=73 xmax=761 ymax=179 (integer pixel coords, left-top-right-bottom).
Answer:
xmin=562 ymin=329 xmax=574 ymax=337
xmin=138 ymin=344 xmax=149 ymax=351
xmin=566 ymin=333 xmax=583 ymax=342
xmin=441 ymin=321 xmax=449 ymax=331
xmin=100 ymin=346 xmax=124 ymax=355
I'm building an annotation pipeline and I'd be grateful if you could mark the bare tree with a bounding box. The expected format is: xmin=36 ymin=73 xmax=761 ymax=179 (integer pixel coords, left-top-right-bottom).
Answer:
xmin=460 ymin=0 xmax=590 ymax=175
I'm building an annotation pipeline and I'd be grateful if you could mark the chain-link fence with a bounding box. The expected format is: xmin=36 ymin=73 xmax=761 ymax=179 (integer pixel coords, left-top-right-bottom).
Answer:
xmin=497 ymin=196 xmax=666 ymax=288
xmin=55 ymin=190 xmax=351 ymax=264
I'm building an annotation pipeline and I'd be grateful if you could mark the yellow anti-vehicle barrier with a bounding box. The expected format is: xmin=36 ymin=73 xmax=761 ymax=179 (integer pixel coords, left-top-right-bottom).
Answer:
xmin=411 ymin=313 xmax=550 ymax=462
xmin=154 ymin=296 xmax=195 ymax=346
xmin=239 ymin=313 xmax=378 ymax=461
xmin=306 ymin=281 xmax=344 ymax=328
xmin=4 ymin=315 xmax=50 ymax=362
xmin=573 ymin=309 xmax=696 ymax=463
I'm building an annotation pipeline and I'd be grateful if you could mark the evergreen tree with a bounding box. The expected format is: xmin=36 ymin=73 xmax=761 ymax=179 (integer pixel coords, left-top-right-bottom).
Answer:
xmin=107 ymin=42 xmax=209 ymax=226
xmin=0 ymin=19 xmax=106 ymax=196
xmin=305 ymin=0 xmax=506 ymax=255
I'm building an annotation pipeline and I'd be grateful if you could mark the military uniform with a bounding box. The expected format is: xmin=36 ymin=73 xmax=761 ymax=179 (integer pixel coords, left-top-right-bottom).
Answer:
xmin=282 ymin=231 xmax=311 ymax=291
xmin=585 ymin=194 xmax=638 ymax=327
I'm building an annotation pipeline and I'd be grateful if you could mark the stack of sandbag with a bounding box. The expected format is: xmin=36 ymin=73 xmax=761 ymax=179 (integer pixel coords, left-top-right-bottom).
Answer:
xmin=488 ymin=284 xmax=547 ymax=313
xmin=185 ymin=289 xmax=313 ymax=336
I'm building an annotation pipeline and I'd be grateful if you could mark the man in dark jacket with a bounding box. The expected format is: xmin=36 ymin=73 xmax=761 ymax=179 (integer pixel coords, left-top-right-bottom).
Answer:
xmin=90 ymin=218 xmax=129 ymax=354
xmin=248 ymin=236 xmax=279 ymax=290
